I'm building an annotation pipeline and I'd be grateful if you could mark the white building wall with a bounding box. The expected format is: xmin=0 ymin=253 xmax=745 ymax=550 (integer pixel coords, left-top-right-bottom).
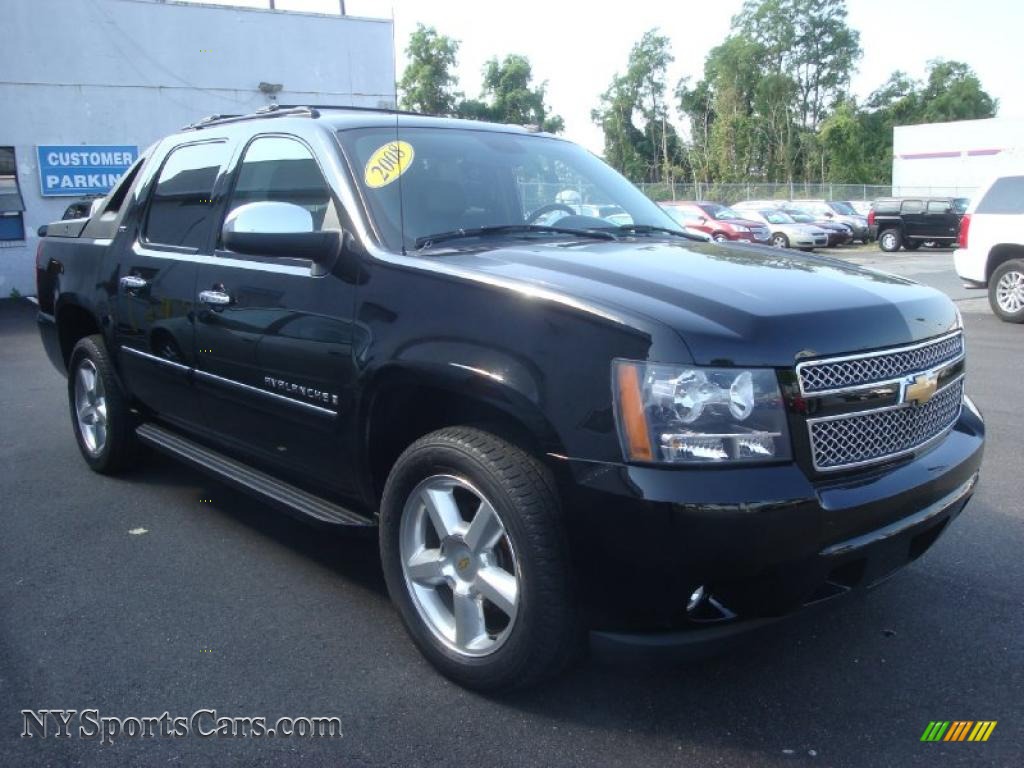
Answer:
xmin=0 ymin=0 xmax=395 ymax=295
xmin=892 ymin=117 xmax=1024 ymax=198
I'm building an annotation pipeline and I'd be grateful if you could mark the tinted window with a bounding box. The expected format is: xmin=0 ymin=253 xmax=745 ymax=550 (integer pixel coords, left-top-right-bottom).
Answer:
xmin=225 ymin=136 xmax=337 ymax=235
xmin=145 ymin=142 xmax=228 ymax=249
xmin=901 ymin=200 xmax=924 ymax=214
xmin=976 ymin=176 xmax=1024 ymax=214
xmin=927 ymin=200 xmax=951 ymax=214
xmin=874 ymin=200 xmax=899 ymax=214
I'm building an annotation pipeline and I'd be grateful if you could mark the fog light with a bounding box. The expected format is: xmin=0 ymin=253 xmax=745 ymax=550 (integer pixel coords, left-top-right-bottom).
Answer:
xmin=686 ymin=586 xmax=706 ymax=613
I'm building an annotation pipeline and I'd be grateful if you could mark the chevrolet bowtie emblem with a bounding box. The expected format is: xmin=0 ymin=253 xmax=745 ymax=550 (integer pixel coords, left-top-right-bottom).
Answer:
xmin=904 ymin=372 xmax=939 ymax=406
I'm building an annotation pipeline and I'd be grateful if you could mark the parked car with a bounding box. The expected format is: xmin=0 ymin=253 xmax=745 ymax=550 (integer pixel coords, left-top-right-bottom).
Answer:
xmin=35 ymin=105 xmax=983 ymax=690
xmin=731 ymin=205 xmax=829 ymax=250
xmin=782 ymin=208 xmax=852 ymax=247
xmin=844 ymin=200 xmax=873 ymax=217
xmin=789 ymin=200 xmax=870 ymax=243
xmin=868 ymin=197 xmax=964 ymax=252
xmin=954 ymin=173 xmax=1024 ymax=322
xmin=660 ymin=201 xmax=771 ymax=244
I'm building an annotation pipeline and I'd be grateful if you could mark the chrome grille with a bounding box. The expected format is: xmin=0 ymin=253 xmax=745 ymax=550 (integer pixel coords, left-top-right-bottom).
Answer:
xmin=808 ymin=378 xmax=964 ymax=471
xmin=798 ymin=332 xmax=964 ymax=394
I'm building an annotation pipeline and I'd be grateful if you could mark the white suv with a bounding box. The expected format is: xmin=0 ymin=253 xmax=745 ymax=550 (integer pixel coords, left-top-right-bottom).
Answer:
xmin=954 ymin=174 xmax=1024 ymax=323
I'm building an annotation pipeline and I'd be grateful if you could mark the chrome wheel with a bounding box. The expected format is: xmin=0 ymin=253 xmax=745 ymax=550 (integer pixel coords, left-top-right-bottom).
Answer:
xmin=771 ymin=234 xmax=787 ymax=248
xmin=74 ymin=359 xmax=108 ymax=455
xmin=399 ymin=475 xmax=520 ymax=657
xmin=995 ymin=269 xmax=1024 ymax=314
xmin=880 ymin=231 xmax=898 ymax=251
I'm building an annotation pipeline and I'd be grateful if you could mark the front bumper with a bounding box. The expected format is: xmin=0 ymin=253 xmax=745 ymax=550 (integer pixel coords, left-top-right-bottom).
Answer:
xmin=562 ymin=405 xmax=984 ymax=638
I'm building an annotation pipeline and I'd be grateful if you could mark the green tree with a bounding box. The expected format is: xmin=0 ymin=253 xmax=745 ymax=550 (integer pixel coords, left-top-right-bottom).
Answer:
xmin=594 ymin=29 xmax=685 ymax=183
xmin=734 ymin=0 xmax=861 ymax=131
xmin=460 ymin=55 xmax=563 ymax=132
xmin=918 ymin=60 xmax=998 ymax=122
xmin=398 ymin=24 xmax=462 ymax=116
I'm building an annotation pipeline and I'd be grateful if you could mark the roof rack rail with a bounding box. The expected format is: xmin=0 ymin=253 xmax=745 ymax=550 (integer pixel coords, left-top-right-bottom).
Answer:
xmin=181 ymin=104 xmax=322 ymax=131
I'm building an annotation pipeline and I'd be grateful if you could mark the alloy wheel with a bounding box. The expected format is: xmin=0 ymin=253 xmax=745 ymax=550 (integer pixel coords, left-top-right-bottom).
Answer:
xmin=74 ymin=359 xmax=108 ymax=455
xmin=399 ymin=475 xmax=520 ymax=657
xmin=996 ymin=269 xmax=1024 ymax=314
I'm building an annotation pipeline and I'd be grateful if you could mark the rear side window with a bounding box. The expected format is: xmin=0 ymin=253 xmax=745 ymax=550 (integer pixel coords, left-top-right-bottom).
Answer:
xmin=901 ymin=200 xmax=924 ymax=214
xmin=145 ymin=142 xmax=229 ymax=249
xmin=927 ymin=201 xmax=951 ymax=213
xmin=874 ymin=200 xmax=899 ymax=214
xmin=976 ymin=176 xmax=1024 ymax=214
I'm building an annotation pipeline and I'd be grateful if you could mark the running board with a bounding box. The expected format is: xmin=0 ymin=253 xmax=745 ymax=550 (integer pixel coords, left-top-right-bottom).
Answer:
xmin=136 ymin=423 xmax=375 ymax=528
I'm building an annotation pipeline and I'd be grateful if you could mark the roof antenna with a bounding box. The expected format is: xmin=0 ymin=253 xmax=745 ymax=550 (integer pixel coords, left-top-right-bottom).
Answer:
xmin=390 ymin=3 xmax=407 ymax=256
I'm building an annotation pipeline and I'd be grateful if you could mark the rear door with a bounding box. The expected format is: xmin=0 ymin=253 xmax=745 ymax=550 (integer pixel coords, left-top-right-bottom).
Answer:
xmin=114 ymin=140 xmax=231 ymax=430
xmin=193 ymin=133 xmax=359 ymax=495
xmin=900 ymin=199 xmax=926 ymax=238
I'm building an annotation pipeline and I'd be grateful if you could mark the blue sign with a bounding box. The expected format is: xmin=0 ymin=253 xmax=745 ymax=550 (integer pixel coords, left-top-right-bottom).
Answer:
xmin=37 ymin=145 xmax=138 ymax=197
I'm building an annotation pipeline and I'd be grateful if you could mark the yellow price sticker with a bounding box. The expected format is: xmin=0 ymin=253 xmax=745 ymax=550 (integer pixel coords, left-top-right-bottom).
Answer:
xmin=364 ymin=140 xmax=414 ymax=189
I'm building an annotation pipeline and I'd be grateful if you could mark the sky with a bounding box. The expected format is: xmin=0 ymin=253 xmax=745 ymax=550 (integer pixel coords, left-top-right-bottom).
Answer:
xmin=183 ymin=0 xmax=1024 ymax=155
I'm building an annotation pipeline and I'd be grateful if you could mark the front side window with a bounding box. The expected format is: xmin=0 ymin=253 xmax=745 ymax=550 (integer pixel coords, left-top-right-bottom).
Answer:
xmin=144 ymin=141 xmax=229 ymax=249
xmin=223 ymin=136 xmax=338 ymax=242
xmin=338 ymin=126 xmax=680 ymax=251
xmin=927 ymin=201 xmax=951 ymax=214
xmin=0 ymin=147 xmax=26 ymax=242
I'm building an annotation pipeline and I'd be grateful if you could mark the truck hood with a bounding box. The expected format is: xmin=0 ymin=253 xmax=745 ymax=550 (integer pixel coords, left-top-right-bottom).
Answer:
xmin=435 ymin=239 xmax=959 ymax=367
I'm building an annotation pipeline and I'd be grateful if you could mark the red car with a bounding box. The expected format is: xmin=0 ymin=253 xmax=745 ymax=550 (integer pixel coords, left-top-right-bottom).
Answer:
xmin=660 ymin=201 xmax=772 ymax=244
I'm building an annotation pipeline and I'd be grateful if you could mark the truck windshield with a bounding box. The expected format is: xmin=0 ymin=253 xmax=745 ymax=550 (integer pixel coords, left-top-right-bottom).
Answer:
xmin=337 ymin=126 xmax=682 ymax=252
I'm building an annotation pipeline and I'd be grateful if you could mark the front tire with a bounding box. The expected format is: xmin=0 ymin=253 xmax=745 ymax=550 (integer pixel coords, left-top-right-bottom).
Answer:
xmin=989 ymin=258 xmax=1024 ymax=323
xmin=68 ymin=335 xmax=139 ymax=473
xmin=771 ymin=232 xmax=789 ymax=249
xmin=380 ymin=426 xmax=580 ymax=690
xmin=879 ymin=229 xmax=902 ymax=252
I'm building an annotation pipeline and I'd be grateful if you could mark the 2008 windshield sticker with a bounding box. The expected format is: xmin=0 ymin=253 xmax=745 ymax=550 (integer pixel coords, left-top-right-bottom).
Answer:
xmin=364 ymin=141 xmax=415 ymax=189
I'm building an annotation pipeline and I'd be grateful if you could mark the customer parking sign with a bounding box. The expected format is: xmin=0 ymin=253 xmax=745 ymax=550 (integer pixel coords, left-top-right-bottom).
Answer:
xmin=37 ymin=145 xmax=138 ymax=197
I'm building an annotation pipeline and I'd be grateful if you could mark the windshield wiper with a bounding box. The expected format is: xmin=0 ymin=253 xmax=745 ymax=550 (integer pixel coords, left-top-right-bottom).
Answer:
xmin=606 ymin=224 xmax=705 ymax=241
xmin=415 ymin=224 xmax=616 ymax=249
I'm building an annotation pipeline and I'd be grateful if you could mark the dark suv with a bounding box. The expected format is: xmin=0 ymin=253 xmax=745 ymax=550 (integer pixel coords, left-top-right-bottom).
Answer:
xmin=869 ymin=197 xmax=966 ymax=252
xmin=35 ymin=106 xmax=984 ymax=690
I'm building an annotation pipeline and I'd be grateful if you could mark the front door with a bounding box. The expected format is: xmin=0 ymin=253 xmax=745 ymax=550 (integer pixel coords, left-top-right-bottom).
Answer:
xmin=924 ymin=200 xmax=959 ymax=240
xmin=193 ymin=134 xmax=359 ymax=496
xmin=115 ymin=140 xmax=231 ymax=430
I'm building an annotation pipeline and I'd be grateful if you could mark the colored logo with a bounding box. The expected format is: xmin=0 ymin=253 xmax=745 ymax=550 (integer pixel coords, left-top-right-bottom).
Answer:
xmin=904 ymin=371 xmax=939 ymax=406
xmin=920 ymin=721 xmax=997 ymax=742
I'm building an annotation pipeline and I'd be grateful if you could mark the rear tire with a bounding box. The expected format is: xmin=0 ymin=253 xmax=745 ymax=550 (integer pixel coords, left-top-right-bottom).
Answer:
xmin=989 ymin=258 xmax=1024 ymax=323
xmin=379 ymin=426 xmax=581 ymax=690
xmin=68 ymin=335 xmax=140 ymax=473
xmin=878 ymin=229 xmax=902 ymax=252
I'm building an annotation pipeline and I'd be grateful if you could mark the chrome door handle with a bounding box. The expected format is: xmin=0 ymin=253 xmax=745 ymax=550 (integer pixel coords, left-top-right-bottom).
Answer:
xmin=198 ymin=289 xmax=232 ymax=307
xmin=119 ymin=275 xmax=148 ymax=292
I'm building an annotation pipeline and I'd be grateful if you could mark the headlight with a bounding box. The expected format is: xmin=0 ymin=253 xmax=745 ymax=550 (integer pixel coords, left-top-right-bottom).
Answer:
xmin=612 ymin=361 xmax=791 ymax=464
xmin=731 ymin=225 xmax=749 ymax=232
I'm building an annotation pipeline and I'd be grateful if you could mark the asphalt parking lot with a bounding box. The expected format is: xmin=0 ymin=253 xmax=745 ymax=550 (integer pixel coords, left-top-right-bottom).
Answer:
xmin=1 ymin=248 xmax=1021 ymax=767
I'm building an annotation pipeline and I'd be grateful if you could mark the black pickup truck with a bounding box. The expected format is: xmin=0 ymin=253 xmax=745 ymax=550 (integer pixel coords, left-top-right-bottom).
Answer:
xmin=36 ymin=106 xmax=984 ymax=690
xmin=869 ymin=196 xmax=968 ymax=252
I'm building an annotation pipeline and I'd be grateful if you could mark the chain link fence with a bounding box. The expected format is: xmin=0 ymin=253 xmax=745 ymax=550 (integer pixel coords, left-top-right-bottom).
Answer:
xmin=634 ymin=181 xmax=978 ymax=204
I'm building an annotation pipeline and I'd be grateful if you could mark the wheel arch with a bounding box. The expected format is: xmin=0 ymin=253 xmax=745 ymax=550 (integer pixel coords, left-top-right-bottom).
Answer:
xmin=360 ymin=363 xmax=569 ymax=503
xmin=55 ymin=299 xmax=101 ymax=367
xmin=986 ymin=243 xmax=1024 ymax=282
